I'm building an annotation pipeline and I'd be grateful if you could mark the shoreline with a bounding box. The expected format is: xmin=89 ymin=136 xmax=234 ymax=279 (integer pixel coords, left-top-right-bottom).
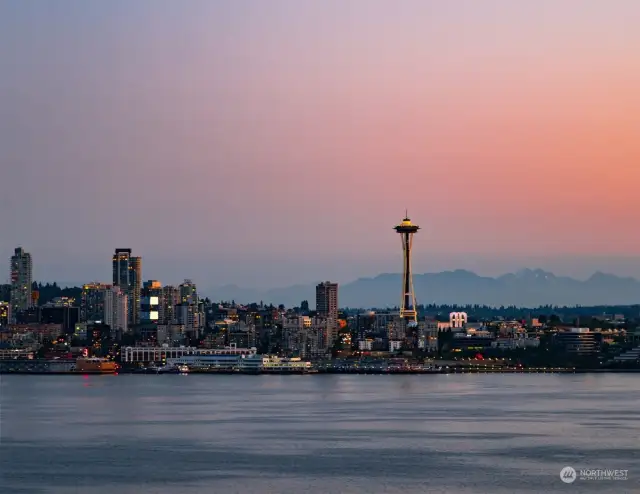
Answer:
xmin=2 ymin=368 xmax=639 ymax=375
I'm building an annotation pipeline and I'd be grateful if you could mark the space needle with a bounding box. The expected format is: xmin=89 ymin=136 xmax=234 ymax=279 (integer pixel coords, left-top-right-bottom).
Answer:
xmin=394 ymin=211 xmax=419 ymax=325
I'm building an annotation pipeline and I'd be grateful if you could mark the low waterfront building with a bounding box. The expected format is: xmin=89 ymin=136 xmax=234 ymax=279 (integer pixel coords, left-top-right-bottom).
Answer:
xmin=251 ymin=356 xmax=312 ymax=372
xmin=449 ymin=332 xmax=495 ymax=351
xmin=613 ymin=345 xmax=640 ymax=363
xmin=491 ymin=337 xmax=540 ymax=350
xmin=0 ymin=348 xmax=35 ymax=360
xmin=122 ymin=344 xmax=257 ymax=364
xmin=168 ymin=351 xmax=256 ymax=370
xmin=166 ymin=353 xmax=312 ymax=372
xmin=554 ymin=328 xmax=602 ymax=355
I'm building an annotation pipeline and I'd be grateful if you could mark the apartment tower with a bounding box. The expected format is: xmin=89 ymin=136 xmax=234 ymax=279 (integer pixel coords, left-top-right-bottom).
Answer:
xmin=112 ymin=248 xmax=141 ymax=325
xmin=316 ymin=281 xmax=338 ymax=320
xmin=316 ymin=281 xmax=339 ymax=347
xmin=10 ymin=247 xmax=33 ymax=322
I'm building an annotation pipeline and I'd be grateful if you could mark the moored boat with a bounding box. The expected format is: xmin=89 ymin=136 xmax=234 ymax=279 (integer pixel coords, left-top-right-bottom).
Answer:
xmin=74 ymin=357 xmax=117 ymax=374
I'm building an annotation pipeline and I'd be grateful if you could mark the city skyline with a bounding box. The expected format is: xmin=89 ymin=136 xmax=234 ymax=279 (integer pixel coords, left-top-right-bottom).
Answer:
xmin=2 ymin=1 xmax=640 ymax=286
xmin=2 ymin=3 xmax=638 ymax=492
xmin=7 ymin=243 xmax=640 ymax=290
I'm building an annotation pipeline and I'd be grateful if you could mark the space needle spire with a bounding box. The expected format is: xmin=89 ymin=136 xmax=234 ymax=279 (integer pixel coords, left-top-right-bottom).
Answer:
xmin=393 ymin=212 xmax=419 ymax=323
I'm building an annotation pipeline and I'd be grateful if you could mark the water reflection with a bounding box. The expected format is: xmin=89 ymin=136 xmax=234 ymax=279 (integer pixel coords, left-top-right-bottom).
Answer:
xmin=1 ymin=374 xmax=637 ymax=494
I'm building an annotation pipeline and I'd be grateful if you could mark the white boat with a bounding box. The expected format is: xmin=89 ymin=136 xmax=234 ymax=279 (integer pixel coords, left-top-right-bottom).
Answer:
xmin=166 ymin=349 xmax=312 ymax=374
xmin=148 ymin=363 xmax=179 ymax=374
xmin=239 ymin=355 xmax=312 ymax=374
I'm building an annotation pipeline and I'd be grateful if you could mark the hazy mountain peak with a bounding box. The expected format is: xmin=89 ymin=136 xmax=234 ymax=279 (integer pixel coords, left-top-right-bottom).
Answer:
xmin=371 ymin=273 xmax=399 ymax=280
xmin=449 ymin=269 xmax=479 ymax=277
xmin=515 ymin=268 xmax=555 ymax=279
xmin=587 ymin=271 xmax=633 ymax=283
xmin=209 ymin=268 xmax=640 ymax=308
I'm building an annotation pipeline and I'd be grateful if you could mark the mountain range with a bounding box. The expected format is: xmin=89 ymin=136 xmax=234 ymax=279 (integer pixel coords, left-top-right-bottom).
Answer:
xmin=207 ymin=269 xmax=640 ymax=308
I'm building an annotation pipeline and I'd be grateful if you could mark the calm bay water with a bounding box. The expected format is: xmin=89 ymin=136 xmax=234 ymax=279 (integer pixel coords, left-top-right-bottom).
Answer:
xmin=1 ymin=374 xmax=638 ymax=493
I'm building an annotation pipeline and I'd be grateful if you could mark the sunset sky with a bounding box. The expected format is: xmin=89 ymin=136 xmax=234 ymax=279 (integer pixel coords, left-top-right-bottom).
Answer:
xmin=1 ymin=0 xmax=639 ymax=288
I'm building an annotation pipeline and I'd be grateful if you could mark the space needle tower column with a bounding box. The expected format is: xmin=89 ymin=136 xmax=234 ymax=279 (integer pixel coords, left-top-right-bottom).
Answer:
xmin=394 ymin=212 xmax=420 ymax=324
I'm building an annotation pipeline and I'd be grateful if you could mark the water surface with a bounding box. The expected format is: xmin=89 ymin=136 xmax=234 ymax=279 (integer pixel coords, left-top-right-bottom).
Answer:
xmin=1 ymin=374 xmax=638 ymax=493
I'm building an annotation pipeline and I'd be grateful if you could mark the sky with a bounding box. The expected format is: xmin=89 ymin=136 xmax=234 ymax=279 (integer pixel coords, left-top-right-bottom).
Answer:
xmin=1 ymin=0 xmax=639 ymax=289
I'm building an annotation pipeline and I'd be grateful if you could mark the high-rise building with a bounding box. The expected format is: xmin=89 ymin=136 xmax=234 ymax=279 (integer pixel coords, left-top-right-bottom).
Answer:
xmin=10 ymin=247 xmax=33 ymax=322
xmin=112 ymin=249 xmax=141 ymax=325
xmin=175 ymin=280 xmax=204 ymax=336
xmin=81 ymin=282 xmax=128 ymax=332
xmin=161 ymin=285 xmax=180 ymax=323
xmin=179 ymin=279 xmax=198 ymax=305
xmin=113 ymin=289 xmax=128 ymax=333
xmin=141 ymin=280 xmax=162 ymax=324
xmin=112 ymin=249 xmax=130 ymax=287
xmin=316 ymin=281 xmax=338 ymax=347
xmin=316 ymin=282 xmax=338 ymax=320
xmin=174 ymin=303 xmax=203 ymax=337
xmin=81 ymin=283 xmax=109 ymax=323
xmin=129 ymin=256 xmax=142 ymax=324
